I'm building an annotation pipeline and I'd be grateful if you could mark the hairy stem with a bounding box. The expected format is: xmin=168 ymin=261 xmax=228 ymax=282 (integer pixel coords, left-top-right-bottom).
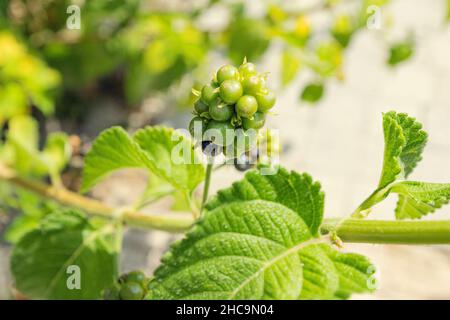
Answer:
xmin=201 ymin=161 xmax=214 ymax=212
xmin=321 ymin=218 xmax=450 ymax=244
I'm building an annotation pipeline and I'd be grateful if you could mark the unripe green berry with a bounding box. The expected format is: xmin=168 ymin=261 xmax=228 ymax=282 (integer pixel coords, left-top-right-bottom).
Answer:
xmin=239 ymin=62 xmax=257 ymax=78
xmin=256 ymin=90 xmax=276 ymax=112
xmin=242 ymin=112 xmax=266 ymax=129
xmin=241 ymin=75 xmax=262 ymax=95
xmin=217 ymin=65 xmax=239 ymax=83
xmin=124 ymin=271 xmax=146 ymax=285
xmin=209 ymin=100 xmax=233 ymax=121
xmin=103 ymin=284 xmax=120 ymax=300
xmin=119 ymin=282 xmax=144 ymax=300
xmin=189 ymin=116 xmax=208 ymax=137
xmin=235 ymin=95 xmax=258 ymax=118
xmin=194 ymin=99 xmax=209 ymax=114
xmin=219 ymin=80 xmax=243 ymax=104
xmin=201 ymin=83 xmax=218 ymax=105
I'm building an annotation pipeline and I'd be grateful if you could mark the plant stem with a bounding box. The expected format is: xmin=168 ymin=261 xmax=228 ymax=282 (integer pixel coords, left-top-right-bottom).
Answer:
xmin=321 ymin=218 xmax=450 ymax=244
xmin=0 ymin=165 xmax=193 ymax=232
xmin=3 ymin=164 xmax=450 ymax=243
xmin=201 ymin=161 xmax=214 ymax=212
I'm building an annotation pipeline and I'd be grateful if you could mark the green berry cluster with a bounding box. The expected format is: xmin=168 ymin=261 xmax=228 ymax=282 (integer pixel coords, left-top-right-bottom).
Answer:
xmin=102 ymin=270 xmax=150 ymax=300
xmin=189 ymin=61 xmax=276 ymax=147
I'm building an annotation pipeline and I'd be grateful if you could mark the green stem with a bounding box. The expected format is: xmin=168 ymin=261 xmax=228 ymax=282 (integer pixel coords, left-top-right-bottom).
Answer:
xmin=201 ymin=161 xmax=214 ymax=212
xmin=3 ymin=164 xmax=450 ymax=243
xmin=0 ymin=165 xmax=193 ymax=232
xmin=321 ymin=218 xmax=450 ymax=244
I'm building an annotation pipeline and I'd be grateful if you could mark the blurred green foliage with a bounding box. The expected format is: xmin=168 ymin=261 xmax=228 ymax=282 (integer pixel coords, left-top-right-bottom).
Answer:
xmin=0 ymin=0 xmax=435 ymax=120
xmin=447 ymin=0 xmax=450 ymax=20
xmin=117 ymin=13 xmax=209 ymax=103
xmin=0 ymin=114 xmax=71 ymax=183
xmin=0 ymin=31 xmax=60 ymax=123
xmin=388 ymin=40 xmax=414 ymax=66
xmin=301 ymin=83 xmax=325 ymax=103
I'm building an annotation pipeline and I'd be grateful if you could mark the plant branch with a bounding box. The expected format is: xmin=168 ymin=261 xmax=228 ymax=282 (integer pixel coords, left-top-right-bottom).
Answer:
xmin=0 ymin=164 xmax=193 ymax=232
xmin=321 ymin=218 xmax=450 ymax=244
xmin=3 ymin=164 xmax=450 ymax=243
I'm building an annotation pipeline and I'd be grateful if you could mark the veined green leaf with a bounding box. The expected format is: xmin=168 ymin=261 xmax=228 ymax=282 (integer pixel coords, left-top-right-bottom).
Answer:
xmin=134 ymin=126 xmax=204 ymax=192
xmin=298 ymin=244 xmax=339 ymax=299
xmin=81 ymin=126 xmax=151 ymax=192
xmin=82 ymin=126 xmax=204 ymax=195
xmin=356 ymin=180 xmax=450 ymax=220
xmin=11 ymin=210 xmax=119 ymax=299
xmin=379 ymin=112 xmax=427 ymax=187
xmin=299 ymin=244 xmax=375 ymax=299
xmin=354 ymin=112 xmax=428 ymax=217
xmin=320 ymin=245 xmax=376 ymax=299
xmin=205 ymin=168 xmax=324 ymax=235
xmin=147 ymin=169 xmax=373 ymax=300
xmin=391 ymin=181 xmax=450 ymax=219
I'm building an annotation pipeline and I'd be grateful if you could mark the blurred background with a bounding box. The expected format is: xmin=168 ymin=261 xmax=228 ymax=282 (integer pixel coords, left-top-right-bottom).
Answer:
xmin=0 ymin=0 xmax=450 ymax=299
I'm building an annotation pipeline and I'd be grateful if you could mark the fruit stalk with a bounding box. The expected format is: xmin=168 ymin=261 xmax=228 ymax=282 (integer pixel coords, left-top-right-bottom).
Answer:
xmin=201 ymin=161 xmax=214 ymax=213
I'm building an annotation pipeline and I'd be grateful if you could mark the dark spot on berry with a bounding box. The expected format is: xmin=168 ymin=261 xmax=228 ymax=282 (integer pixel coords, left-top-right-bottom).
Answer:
xmin=202 ymin=141 xmax=222 ymax=157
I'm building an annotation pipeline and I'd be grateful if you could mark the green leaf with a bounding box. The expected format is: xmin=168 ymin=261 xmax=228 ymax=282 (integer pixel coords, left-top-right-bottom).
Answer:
xmin=298 ymin=244 xmax=339 ymax=299
xmin=300 ymin=83 xmax=324 ymax=104
xmin=40 ymin=132 xmax=71 ymax=175
xmin=4 ymin=190 xmax=59 ymax=243
xmin=388 ymin=41 xmax=414 ymax=66
xmin=205 ymin=168 xmax=324 ymax=235
xmin=82 ymin=126 xmax=204 ymax=194
xmin=281 ymin=50 xmax=301 ymax=86
xmin=81 ymin=126 xmax=150 ymax=192
xmin=331 ymin=15 xmax=354 ymax=48
xmin=320 ymin=245 xmax=376 ymax=299
xmin=299 ymin=244 xmax=375 ymax=299
xmin=3 ymin=116 xmax=70 ymax=178
xmin=134 ymin=172 xmax=175 ymax=209
xmin=4 ymin=215 xmax=40 ymax=244
xmin=11 ymin=210 xmax=119 ymax=299
xmin=356 ymin=180 xmax=450 ymax=220
xmin=447 ymin=0 xmax=450 ymax=21
xmin=228 ymin=18 xmax=270 ymax=65
xmin=0 ymin=83 xmax=28 ymax=124
xmin=133 ymin=126 xmax=204 ymax=192
xmin=307 ymin=41 xmax=343 ymax=77
xmin=7 ymin=115 xmax=39 ymax=152
xmin=354 ymin=112 xmax=428 ymax=216
xmin=379 ymin=112 xmax=427 ymax=187
xmin=5 ymin=115 xmax=40 ymax=174
xmin=391 ymin=181 xmax=450 ymax=219
xmin=147 ymin=169 xmax=373 ymax=300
